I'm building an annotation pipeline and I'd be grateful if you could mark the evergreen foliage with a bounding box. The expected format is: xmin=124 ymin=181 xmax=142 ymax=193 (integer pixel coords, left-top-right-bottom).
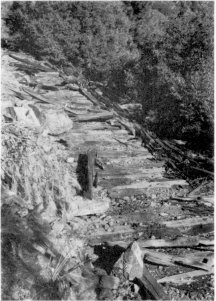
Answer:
xmin=2 ymin=1 xmax=214 ymax=154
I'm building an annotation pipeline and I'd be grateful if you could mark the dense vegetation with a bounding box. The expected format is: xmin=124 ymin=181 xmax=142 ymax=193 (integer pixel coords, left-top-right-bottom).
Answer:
xmin=2 ymin=1 xmax=214 ymax=155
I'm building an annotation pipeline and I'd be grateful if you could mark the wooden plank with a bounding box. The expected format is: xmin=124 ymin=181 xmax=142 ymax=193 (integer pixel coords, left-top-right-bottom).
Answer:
xmin=137 ymin=270 xmax=169 ymax=300
xmin=69 ymin=129 xmax=128 ymax=137
xmin=143 ymin=249 xmax=213 ymax=271
xmin=80 ymin=88 xmax=107 ymax=110
xmin=100 ymin=170 xmax=164 ymax=180
xmin=22 ymin=87 xmax=57 ymax=105
xmin=162 ymin=216 xmax=213 ymax=229
xmin=109 ymin=179 xmax=188 ymax=198
xmin=9 ymin=53 xmax=54 ymax=72
xmin=109 ymin=179 xmax=187 ymax=190
xmin=157 ymin=270 xmax=213 ymax=285
xmin=139 ymin=237 xmax=214 ymax=248
xmin=85 ymin=149 xmax=97 ymax=200
xmin=105 ymin=237 xmax=214 ymax=249
xmin=99 ymin=151 xmax=150 ymax=160
xmin=88 ymin=228 xmax=136 ymax=245
xmin=76 ymin=112 xmax=113 ymax=122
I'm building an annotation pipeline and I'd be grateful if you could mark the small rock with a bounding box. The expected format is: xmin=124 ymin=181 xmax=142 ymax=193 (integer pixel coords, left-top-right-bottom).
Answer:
xmin=158 ymin=265 xmax=163 ymax=272
xmin=189 ymin=292 xmax=197 ymax=299
xmin=132 ymin=283 xmax=139 ymax=294
xmin=42 ymin=144 xmax=52 ymax=153
xmin=108 ymin=219 xmax=114 ymax=227
xmin=160 ymin=212 xmax=168 ymax=217
xmin=67 ymin=157 xmax=75 ymax=163
xmin=104 ymin=224 xmax=110 ymax=231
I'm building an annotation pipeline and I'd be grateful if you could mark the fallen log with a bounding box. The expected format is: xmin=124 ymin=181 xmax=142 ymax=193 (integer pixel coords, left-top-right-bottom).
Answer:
xmin=157 ymin=269 xmax=213 ymax=285
xmin=76 ymin=112 xmax=113 ymax=122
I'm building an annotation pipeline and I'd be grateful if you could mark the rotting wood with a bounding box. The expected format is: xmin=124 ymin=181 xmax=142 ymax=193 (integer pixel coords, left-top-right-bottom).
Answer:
xmin=22 ymin=87 xmax=56 ymax=105
xmin=9 ymin=88 xmax=34 ymax=101
xmin=139 ymin=236 xmax=214 ymax=248
xmin=76 ymin=112 xmax=113 ymax=122
xmin=109 ymin=179 xmax=187 ymax=193
xmin=84 ymin=149 xmax=97 ymax=200
xmin=190 ymin=166 xmax=214 ymax=177
xmin=115 ymin=117 xmax=135 ymax=136
xmin=157 ymin=269 xmax=213 ymax=285
xmin=9 ymin=53 xmax=54 ymax=72
xmin=79 ymin=87 xmax=102 ymax=106
xmin=104 ymin=236 xmax=214 ymax=249
xmin=142 ymin=249 xmax=213 ymax=271
xmin=162 ymin=216 xmax=213 ymax=229
xmin=63 ymin=105 xmax=78 ymax=117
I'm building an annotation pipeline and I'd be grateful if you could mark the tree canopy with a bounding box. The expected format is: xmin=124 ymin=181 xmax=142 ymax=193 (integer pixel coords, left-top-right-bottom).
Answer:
xmin=2 ymin=1 xmax=214 ymax=154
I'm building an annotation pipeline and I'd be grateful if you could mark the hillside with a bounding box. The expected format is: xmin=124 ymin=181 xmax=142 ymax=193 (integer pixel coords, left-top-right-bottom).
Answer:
xmin=1 ymin=50 xmax=214 ymax=301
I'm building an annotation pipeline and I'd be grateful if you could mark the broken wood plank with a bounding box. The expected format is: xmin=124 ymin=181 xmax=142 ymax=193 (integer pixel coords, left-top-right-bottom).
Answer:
xmin=22 ymin=87 xmax=57 ymax=105
xmin=139 ymin=236 xmax=214 ymax=248
xmin=9 ymin=88 xmax=34 ymax=101
xmin=9 ymin=53 xmax=54 ymax=72
xmin=108 ymin=179 xmax=188 ymax=198
xmin=88 ymin=228 xmax=136 ymax=245
xmin=143 ymin=249 xmax=213 ymax=271
xmin=115 ymin=117 xmax=135 ymax=136
xmin=85 ymin=149 xmax=97 ymax=200
xmin=190 ymin=166 xmax=214 ymax=177
xmin=162 ymin=216 xmax=213 ymax=229
xmin=76 ymin=112 xmax=113 ymax=122
xmin=79 ymin=88 xmax=101 ymax=106
xmin=105 ymin=236 xmax=214 ymax=250
xmin=157 ymin=269 xmax=213 ymax=285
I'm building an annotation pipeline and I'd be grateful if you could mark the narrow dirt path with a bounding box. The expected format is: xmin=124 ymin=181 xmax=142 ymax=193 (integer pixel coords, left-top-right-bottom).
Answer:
xmin=2 ymin=52 xmax=214 ymax=301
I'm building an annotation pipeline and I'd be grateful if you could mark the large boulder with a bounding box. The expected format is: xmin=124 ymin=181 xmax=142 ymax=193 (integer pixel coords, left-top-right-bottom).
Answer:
xmin=43 ymin=108 xmax=73 ymax=135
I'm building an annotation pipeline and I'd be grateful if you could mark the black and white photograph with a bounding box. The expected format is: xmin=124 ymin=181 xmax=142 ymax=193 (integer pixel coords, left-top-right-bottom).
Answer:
xmin=1 ymin=1 xmax=214 ymax=300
